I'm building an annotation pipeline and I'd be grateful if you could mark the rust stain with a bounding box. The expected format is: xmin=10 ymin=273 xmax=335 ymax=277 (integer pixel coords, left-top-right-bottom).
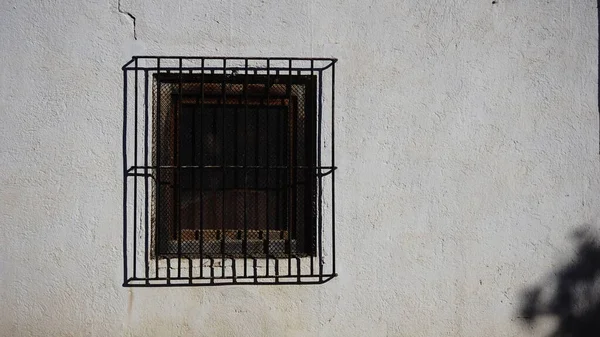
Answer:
xmin=127 ymin=288 xmax=134 ymax=321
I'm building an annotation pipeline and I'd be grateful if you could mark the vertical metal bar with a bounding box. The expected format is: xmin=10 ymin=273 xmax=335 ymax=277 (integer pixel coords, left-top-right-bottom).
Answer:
xmin=133 ymin=60 xmax=138 ymax=280
xmin=144 ymin=69 xmax=150 ymax=283
xmin=189 ymin=69 xmax=196 ymax=278
xmin=265 ymin=59 xmax=270 ymax=276
xmin=254 ymin=69 xmax=259 ymax=277
xmin=287 ymin=60 xmax=293 ymax=276
xmin=209 ymin=257 xmax=215 ymax=284
xmin=243 ymin=59 xmax=248 ymax=277
xmin=272 ymin=70 xmax=286 ymax=267
xmin=231 ymin=257 xmax=237 ymax=283
xmin=331 ymin=62 xmax=336 ymax=276
xmin=122 ymin=68 xmax=128 ymax=284
xmin=309 ymin=60 xmax=315 ymax=276
xmin=232 ymin=74 xmax=240 ymax=282
xmin=188 ymin=257 xmax=193 ymax=283
xmin=317 ymin=69 xmax=323 ymax=282
xmin=199 ymin=58 xmax=205 ymax=277
xmin=166 ymin=258 xmax=171 ymax=285
xmin=155 ymin=58 xmax=161 ymax=279
xmin=297 ymin=67 xmax=303 ymax=275
xmin=177 ymin=58 xmax=183 ymax=279
xmin=221 ymin=58 xmax=227 ymax=278
xmin=275 ymin=69 xmax=281 ymax=275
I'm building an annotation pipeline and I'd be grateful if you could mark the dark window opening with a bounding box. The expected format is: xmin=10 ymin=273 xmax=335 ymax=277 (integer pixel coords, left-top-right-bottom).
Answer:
xmin=155 ymin=74 xmax=316 ymax=258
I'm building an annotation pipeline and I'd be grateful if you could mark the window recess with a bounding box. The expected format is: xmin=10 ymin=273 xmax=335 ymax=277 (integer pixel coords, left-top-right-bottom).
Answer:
xmin=122 ymin=57 xmax=337 ymax=286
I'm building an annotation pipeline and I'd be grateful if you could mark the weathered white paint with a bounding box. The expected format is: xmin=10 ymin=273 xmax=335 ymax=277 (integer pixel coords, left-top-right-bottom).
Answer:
xmin=1 ymin=0 xmax=598 ymax=336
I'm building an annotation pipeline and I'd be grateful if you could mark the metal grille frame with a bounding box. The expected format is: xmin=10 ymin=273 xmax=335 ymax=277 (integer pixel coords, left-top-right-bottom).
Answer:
xmin=122 ymin=56 xmax=337 ymax=286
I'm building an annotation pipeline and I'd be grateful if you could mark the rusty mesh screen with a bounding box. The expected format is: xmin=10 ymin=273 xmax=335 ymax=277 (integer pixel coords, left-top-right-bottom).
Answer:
xmin=153 ymin=74 xmax=315 ymax=258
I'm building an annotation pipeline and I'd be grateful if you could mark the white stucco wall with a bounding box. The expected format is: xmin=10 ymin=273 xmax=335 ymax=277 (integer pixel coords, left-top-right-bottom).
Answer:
xmin=1 ymin=0 xmax=599 ymax=336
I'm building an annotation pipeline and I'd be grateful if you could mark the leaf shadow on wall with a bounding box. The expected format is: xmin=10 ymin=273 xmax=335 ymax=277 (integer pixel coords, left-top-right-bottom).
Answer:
xmin=518 ymin=227 xmax=600 ymax=337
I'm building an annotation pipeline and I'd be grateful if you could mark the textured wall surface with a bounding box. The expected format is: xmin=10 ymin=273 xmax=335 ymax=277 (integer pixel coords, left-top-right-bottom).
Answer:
xmin=1 ymin=0 xmax=599 ymax=336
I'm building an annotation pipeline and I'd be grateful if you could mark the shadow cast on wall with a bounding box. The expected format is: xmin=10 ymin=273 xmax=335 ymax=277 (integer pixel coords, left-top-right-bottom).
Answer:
xmin=519 ymin=227 xmax=600 ymax=337
xmin=520 ymin=2 xmax=600 ymax=335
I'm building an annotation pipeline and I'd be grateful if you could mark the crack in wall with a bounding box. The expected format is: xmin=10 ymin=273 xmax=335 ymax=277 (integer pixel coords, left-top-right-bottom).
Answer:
xmin=118 ymin=0 xmax=137 ymax=40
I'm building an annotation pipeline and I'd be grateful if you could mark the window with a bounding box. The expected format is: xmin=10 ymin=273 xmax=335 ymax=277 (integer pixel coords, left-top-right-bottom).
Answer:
xmin=154 ymin=73 xmax=316 ymax=258
xmin=123 ymin=57 xmax=336 ymax=286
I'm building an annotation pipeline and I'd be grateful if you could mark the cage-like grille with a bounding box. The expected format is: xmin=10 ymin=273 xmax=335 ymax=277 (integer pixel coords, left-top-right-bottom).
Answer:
xmin=123 ymin=57 xmax=336 ymax=286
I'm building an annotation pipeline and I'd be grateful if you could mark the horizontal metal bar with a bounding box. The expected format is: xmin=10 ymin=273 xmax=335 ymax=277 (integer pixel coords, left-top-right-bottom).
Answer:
xmin=127 ymin=273 xmax=336 ymax=280
xmin=319 ymin=169 xmax=336 ymax=177
xmin=127 ymin=173 xmax=156 ymax=179
xmin=126 ymin=171 xmax=335 ymax=181
xmin=320 ymin=61 xmax=336 ymax=71
xmin=127 ymin=165 xmax=337 ymax=172
xmin=124 ymin=66 xmax=331 ymax=72
xmin=122 ymin=58 xmax=135 ymax=70
xmin=130 ymin=56 xmax=338 ymax=61
xmin=123 ymin=275 xmax=336 ymax=287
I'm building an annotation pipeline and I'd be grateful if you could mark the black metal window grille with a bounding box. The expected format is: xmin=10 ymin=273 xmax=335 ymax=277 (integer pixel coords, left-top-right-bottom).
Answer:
xmin=122 ymin=57 xmax=337 ymax=286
